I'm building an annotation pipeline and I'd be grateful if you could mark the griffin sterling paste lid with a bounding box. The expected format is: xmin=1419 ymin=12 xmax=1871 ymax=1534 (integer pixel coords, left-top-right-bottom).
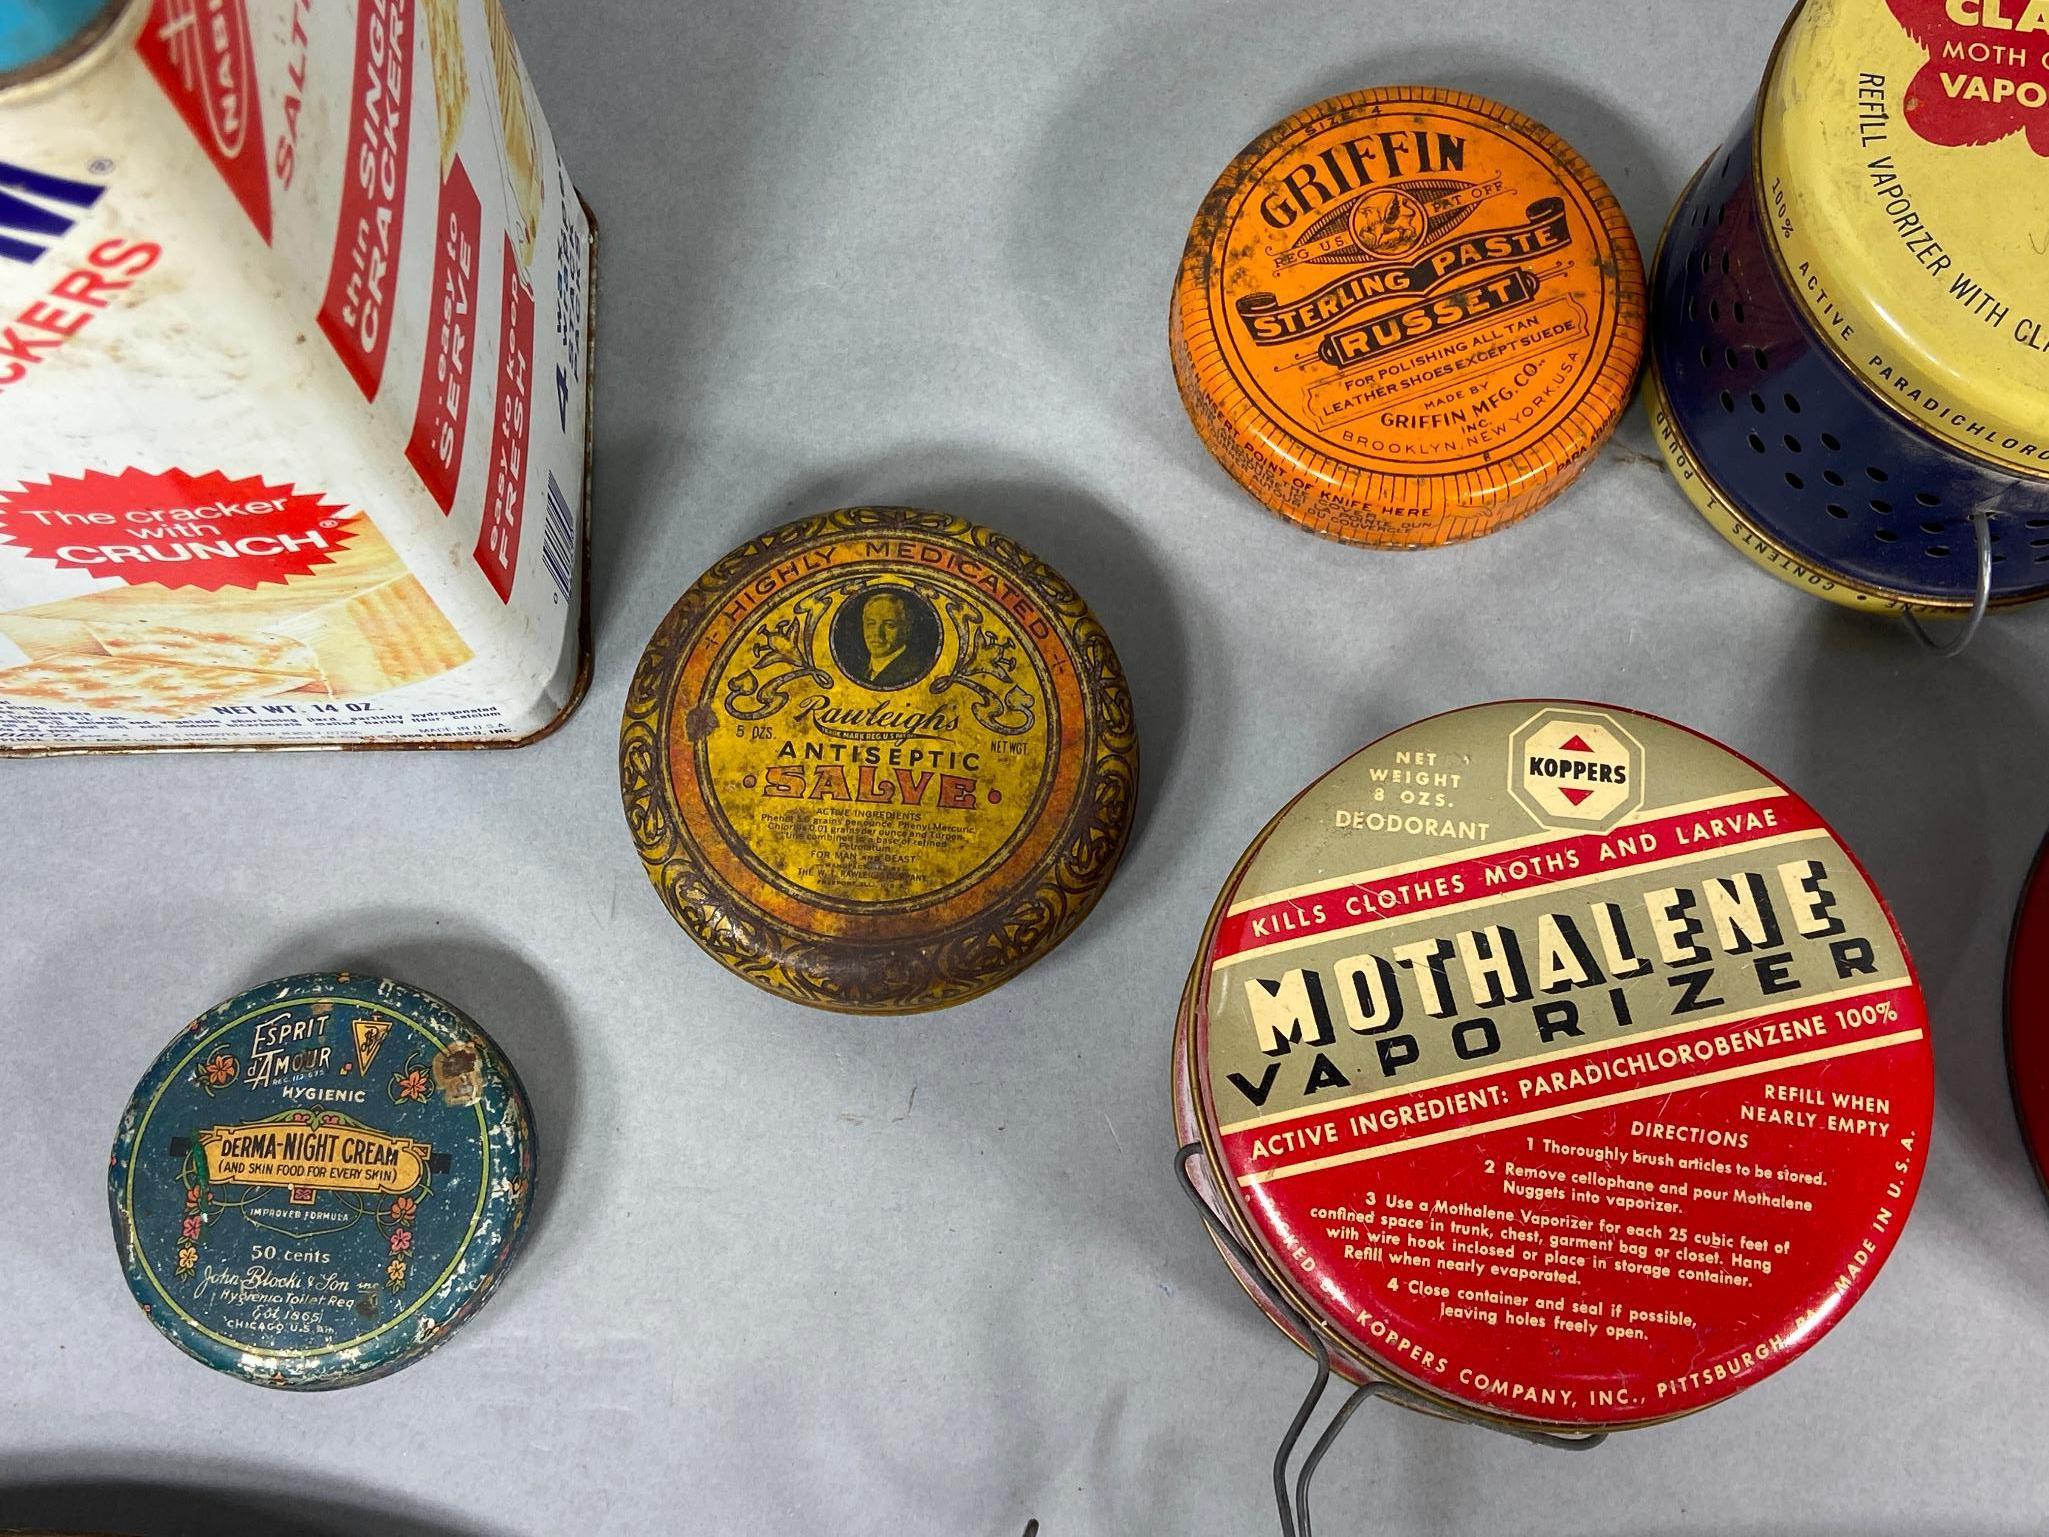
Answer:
xmin=1170 ymin=87 xmax=1647 ymax=547
xmin=622 ymin=506 xmax=1138 ymax=1014
xmin=109 ymin=973 xmax=537 ymax=1389
xmin=2007 ymin=830 xmax=2049 ymax=1203
xmin=1185 ymin=701 xmax=1933 ymax=1430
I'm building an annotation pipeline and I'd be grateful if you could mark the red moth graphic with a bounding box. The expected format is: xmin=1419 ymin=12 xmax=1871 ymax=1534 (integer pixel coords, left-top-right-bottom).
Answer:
xmin=1885 ymin=0 xmax=2049 ymax=155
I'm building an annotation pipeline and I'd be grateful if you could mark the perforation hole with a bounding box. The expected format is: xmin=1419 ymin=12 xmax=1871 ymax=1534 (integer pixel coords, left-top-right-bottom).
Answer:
xmin=1752 ymin=347 xmax=1770 ymax=369
xmin=1823 ymin=469 xmax=1845 ymax=487
xmin=1750 ymin=393 xmax=1768 ymax=414
xmin=1710 ymin=299 xmax=1721 ymax=323
xmin=1701 ymin=346 xmax=1715 ymax=368
xmin=1866 ymin=466 xmax=1889 ymax=483
xmin=1786 ymin=472 xmax=1805 ymax=490
xmin=1782 ymin=393 xmax=1801 ymax=413
xmin=2028 ymin=518 xmax=2049 ymax=529
xmin=1784 ymin=435 xmax=1802 ymax=454
xmin=1720 ymin=391 xmax=1736 ymax=413
xmin=1871 ymin=498 xmax=1894 ymax=514
xmin=1821 ymin=433 xmax=1842 ymax=452
xmin=1927 ymin=545 xmax=1950 ymax=559
xmin=1920 ymin=522 xmax=1944 ymax=535
xmin=1875 ymin=529 xmax=1899 ymax=543
xmin=1689 ymin=297 xmax=1700 ymax=321
xmin=1915 ymin=491 xmax=1941 ymax=508
xmin=1827 ymin=504 xmax=1850 ymax=520
xmin=1721 ymin=250 xmax=1733 ymax=275
xmin=1734 ymin=302 xmax=1748 ymax=324
xmin=1725 ymin=347 xmax=1742 ymax=370
xmin=1749 ymin=433 xmax=1767 ymax=454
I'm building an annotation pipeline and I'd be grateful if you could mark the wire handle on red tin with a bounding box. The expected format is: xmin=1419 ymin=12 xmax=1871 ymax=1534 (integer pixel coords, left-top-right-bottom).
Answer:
xmin=1904 ymin=508 xmax=1993 ymax=657
xmin=1174 ymin=1145 xmax=1602 ymax=1537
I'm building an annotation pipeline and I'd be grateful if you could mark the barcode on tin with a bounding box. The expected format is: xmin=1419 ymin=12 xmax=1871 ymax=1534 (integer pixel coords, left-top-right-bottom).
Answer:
xmin=541 ymin=471 xmax=577 ymax=605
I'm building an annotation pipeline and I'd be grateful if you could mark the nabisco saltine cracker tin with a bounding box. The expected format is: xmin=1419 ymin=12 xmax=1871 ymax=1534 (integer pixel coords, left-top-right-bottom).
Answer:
xmin=0 ymin=0 xmax=594 ymax=750
xmin=622 ymin=507 xmax=1139 ymax=1014
xmin=109 ymin=972 xmax=536 ymax=1388
xmin=1648 ymin=0 xmax=2049 ymax=614
xmin=1170 ymin=88 xmax=1646 ymax=548
xmin=1179 ymin=701 xmax=1933 ymax=1431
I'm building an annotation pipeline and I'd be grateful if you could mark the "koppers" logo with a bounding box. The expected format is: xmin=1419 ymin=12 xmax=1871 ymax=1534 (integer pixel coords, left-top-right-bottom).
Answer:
xmin=1508 ymin=707 xmax=1646 ymax=831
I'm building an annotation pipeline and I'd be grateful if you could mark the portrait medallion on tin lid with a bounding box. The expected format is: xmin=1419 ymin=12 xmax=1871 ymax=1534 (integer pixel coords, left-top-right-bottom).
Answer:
xmin=621 ymin=507 xmax=1139 ymax=1013
xmin=1186 ymin=701 xmax=1933 ymax=1430
xmin=108 ymin=973 xmax=537 ymax=1389
xmin=1170 ymin=88 xmax=1647 ymax=548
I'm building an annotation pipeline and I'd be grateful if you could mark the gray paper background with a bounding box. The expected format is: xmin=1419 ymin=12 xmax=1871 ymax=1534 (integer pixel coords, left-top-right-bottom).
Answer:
xmin=5 ymin=0 xmax=2047 ymax=1533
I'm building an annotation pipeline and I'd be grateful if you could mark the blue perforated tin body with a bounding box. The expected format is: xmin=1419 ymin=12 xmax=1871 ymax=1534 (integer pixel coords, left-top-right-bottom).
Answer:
xmin=109 ymin=973 xmax=536 ymax=1389
xmin=1650 ymin=117 xmax=2049 ymax=611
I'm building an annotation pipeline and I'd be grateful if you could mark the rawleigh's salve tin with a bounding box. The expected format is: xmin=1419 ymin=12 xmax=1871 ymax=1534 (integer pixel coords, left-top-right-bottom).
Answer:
xmin=109 ymin=973 xmax=535 ymax=1388
xmin=1170 ymin=88 xmax=1647 ymax=548
xmin=2007 ymin=831 xmax=2049 ymax=1202
xmin=0 ymin=0 xmax=595 ymax=750
xmin=622 ymin=507 xmax=1139 ymax=1014
xmin=1180 ymin=701 xmax=1933 ymax=1431
xmin=1649 ymin=0 xmax=2049 ymax=614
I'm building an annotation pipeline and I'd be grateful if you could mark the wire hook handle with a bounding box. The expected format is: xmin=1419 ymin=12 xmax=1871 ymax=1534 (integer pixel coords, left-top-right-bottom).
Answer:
xmin=1174 ymin=1143 xmax=1604 ymax=1537
xmin=1904 ymin=507 xmax=1992 ymax=657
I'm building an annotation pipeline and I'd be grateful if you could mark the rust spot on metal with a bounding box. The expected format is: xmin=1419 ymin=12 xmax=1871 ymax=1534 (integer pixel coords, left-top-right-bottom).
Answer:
xmin=433 ymin=1043 xmax=483 ymax=1106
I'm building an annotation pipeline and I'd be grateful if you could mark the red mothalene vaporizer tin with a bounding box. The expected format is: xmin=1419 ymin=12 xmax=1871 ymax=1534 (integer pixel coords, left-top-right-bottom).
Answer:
xmin=1176 ymin=701 xmax=1933 ymax=1432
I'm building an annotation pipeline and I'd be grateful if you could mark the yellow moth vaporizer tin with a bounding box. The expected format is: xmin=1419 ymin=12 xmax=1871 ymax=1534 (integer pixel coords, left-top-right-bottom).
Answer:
xmin=1170 ymin=87 xmax=1647 ymax=548
xmin=621 ymin=507 xmax=1139 ymax=1014
xmin=1649 ymin=0 xmax=2049 ymax=612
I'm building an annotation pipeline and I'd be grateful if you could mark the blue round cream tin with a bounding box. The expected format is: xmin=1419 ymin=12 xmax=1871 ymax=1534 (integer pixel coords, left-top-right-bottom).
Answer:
xmin=109 ymin=973 xmax=536 ymax=1389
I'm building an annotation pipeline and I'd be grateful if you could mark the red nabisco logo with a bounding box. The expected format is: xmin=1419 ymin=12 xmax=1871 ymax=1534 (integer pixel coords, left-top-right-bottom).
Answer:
xmin=136 ymin=0 xmax=273 ymax=239
xmin=1508 ymin=707 xmax=1645 ymax=831
xmin=0 ymin=469 xmax=352 ymax=590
